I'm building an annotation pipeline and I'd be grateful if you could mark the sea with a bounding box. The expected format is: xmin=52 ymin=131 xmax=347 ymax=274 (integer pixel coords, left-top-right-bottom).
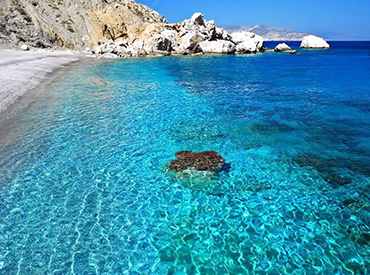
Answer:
xmin=0 ymin=41 xmax=370 ymax=274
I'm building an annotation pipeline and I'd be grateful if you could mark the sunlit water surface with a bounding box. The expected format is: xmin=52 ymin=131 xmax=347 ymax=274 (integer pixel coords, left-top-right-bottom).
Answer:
xmin=1 ymin=42 xmax=370 ymax=274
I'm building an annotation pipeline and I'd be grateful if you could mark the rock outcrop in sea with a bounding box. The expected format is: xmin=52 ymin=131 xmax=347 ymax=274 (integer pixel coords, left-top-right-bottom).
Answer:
xmin=94 ymin=12 xmax=266 ymax=57
xmin=300 ymin=35 xmax=330 ymax=49
xmin=0 ymin=0 xmax=265 ymax=56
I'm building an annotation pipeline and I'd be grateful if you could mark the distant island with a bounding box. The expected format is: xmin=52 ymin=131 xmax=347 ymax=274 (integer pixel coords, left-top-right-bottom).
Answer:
xmin=222 ymin=25 xmax=311 ymax=41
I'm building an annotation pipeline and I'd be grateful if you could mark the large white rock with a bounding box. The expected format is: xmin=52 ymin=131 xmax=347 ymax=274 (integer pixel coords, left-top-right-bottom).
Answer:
xmin=179 ymin=13 xmax=216 ymax=40
xmin=215 ymin=27 xmax=231 ymax=41
xmin=161 ymin=30 xmax=179 ymax=50
xmin=230 ymin=31 xmax=264 ymax=50
xmin=274 ymin=43 xmax=292 ymax=52
xmin=144 ymin=35 xmax=173 ymax=53
xmin=199 ymin=40 xmax=236 ymax=54
xmin=128 ymin=39 xmax=146 ymax=56
xmin=190 ymin=12 xmax=205 ymax=26
xmin=177 ymin=31 xmax=206 ymax=54
xmin=236 ymin=40 xmax=258 ymax=53
xmin=300 ymin=35 xmax=330 ymax=49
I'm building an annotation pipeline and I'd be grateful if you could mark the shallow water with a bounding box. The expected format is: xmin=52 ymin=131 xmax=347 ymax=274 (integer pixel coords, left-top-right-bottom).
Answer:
xmin=1 ymin=42 xmax=370 ymax=274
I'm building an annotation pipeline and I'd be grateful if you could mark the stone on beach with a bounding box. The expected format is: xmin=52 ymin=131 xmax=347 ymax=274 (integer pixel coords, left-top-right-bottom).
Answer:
xmin=274 ymin=43 xmax=292 ymax=52
xmin=300 ymin=35 xmax=330 ymax=49
xmin=20 ymin=44 xmax=30 ymax=51
xmin=169 ymin=151 xmax=226 ymax=172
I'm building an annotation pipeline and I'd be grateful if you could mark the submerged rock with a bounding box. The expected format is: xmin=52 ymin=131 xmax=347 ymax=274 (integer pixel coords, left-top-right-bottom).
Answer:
xmin=300 ymin=35 xmax=330 ymax=49
xmin=274 ymin=43 xmax=291 ymax=52
xmin=169 ymin=151 xmax=226 ymax=172
xmin=294 ymin=154 xmax=352 ymax=187
xmin=343 ymin=199 xmax=370 ymax=210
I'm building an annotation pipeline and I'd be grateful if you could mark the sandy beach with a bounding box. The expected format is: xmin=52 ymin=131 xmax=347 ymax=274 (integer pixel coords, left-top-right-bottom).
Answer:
xmin=0 ymin=50 xmax=83 ymax=115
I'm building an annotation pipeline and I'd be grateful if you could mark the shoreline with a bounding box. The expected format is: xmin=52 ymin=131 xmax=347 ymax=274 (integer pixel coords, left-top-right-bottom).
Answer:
xmin=0 ymin=50 xmax=86 ymax=119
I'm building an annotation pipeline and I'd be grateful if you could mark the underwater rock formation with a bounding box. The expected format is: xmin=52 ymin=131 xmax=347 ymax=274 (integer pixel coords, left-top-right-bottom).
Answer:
xmin=169 ymin=151 xmax=226 ymax=172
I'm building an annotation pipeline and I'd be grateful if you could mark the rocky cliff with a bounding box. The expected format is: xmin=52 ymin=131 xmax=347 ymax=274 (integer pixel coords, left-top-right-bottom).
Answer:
xmin=0 ymin=0 xmax=166 ymax=49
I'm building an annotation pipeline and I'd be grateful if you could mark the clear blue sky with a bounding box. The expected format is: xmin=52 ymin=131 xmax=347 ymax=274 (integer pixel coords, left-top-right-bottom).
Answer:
xmin=139 ymin=0 xmax=370 ymax=40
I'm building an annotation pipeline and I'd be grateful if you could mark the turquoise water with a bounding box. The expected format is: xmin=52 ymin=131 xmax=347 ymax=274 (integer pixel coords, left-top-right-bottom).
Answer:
xmin=1 ymin=42 xmax=370 ymax=274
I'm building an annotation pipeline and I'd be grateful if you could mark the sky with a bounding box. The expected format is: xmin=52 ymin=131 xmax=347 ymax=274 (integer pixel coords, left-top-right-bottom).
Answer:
xmin=139 ymin=0 xmax=370 ymax=40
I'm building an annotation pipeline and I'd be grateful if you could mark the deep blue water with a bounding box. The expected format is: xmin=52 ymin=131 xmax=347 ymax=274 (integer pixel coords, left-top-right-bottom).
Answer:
xmin=1 ymin=42 xmax=370 ymax=274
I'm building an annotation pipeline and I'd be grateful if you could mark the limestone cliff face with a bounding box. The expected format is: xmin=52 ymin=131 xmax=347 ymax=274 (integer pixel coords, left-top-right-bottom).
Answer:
xmin=0 ymin=0 xmax=166 ymax=49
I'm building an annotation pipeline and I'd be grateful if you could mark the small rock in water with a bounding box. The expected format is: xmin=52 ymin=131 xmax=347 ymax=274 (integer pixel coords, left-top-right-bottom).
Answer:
xmin=169 ymin=151 xmax=226 ymax=172
xmin=274 ymin=43 xmax=291 ymax=52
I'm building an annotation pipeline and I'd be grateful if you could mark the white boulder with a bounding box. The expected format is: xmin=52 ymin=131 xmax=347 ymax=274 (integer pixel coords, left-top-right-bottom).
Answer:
xmin=20 ymin=44 xmax=30 ymax=51
xmin=199 ymin=40 xmax=236 ymax=54
xmin=144 ymin=35 xmax=173 ymax=53
xmin=231 ymin=31 xmax=264 ymax=51
xmin=300 ymin=35 xmax=330 ymax=49
xmin=236 ymin=40 xmax=258 ymax=53
xmin=179 ymin=13 xmax=216 ymax=40
xmin=128 ymin=39 xmax=146 ymax=56
xmin=274 ymin=43 xmax=292 ymax=52
xmin=190 ymin=12 xmax=205 ymax=26
xmin=215 ymin=27 xmax=231 ymax=41
xmin=177 ymin=31 xmax=206 ymax=54
xmin=161 ymin=30 xmax=179 ymax=49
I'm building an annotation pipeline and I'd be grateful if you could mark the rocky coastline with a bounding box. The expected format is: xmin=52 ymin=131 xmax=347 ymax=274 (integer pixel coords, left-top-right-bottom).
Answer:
xmin=87 ymin=13 xmax=330 ymax=59
xmin=1 ymin=0 xmax=330 ymax=58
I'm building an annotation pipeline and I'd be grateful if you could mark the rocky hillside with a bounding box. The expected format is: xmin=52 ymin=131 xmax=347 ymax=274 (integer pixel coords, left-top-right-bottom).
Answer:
xmin=0 ymin=0 xmax=166 ymax=49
